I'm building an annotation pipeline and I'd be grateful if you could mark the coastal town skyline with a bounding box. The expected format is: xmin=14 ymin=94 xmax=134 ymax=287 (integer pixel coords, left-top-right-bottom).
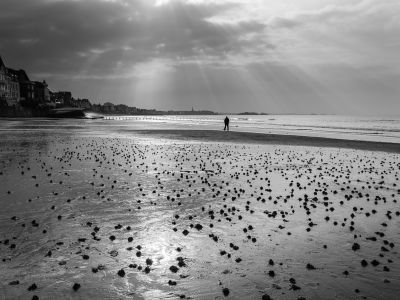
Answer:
xmin=1 ymin=54 xmax=222 ymax=116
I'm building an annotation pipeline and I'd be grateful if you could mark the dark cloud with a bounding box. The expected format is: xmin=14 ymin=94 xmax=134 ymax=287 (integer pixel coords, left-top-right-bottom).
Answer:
xmin=0 ymin=0 xmax=265 ymax=79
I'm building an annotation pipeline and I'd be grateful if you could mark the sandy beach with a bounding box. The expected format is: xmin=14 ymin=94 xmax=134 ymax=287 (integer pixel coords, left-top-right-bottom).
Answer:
xmin=0 ymin=120 xmax=399 ymax=300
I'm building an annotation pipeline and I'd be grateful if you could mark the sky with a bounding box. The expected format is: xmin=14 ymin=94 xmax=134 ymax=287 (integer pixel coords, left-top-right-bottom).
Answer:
xmin=0 ymin=0 xmax=399 ymax=114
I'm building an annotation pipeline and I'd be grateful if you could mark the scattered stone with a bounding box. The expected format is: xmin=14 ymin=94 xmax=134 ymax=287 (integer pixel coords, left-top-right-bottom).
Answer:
xmin=168 ymin=280 xmax=177 ymax=286
xmin=361 ymin=260 xmax=368 ymax=267
xmin=170 ymin=265 xmax=179 ymax=273
xmin=222 ymin=288 xmax=230 ymax=296
xmin=306 ymin=263 xmax=315 ymax=270
xmin=352 ymin=243 xmax=360 ymax=251
xmin=117 ymin=269 xmax=125 ymax=277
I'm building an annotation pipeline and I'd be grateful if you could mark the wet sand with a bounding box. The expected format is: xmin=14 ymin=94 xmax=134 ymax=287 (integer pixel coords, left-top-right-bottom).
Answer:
xmin=133 ymin=129 xmax=400 ymax=153
xmin=0 ymin=124 xmax=399 ymax=300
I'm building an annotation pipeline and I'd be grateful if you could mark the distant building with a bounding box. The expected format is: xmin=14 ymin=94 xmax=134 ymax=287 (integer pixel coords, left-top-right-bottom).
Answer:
xmin=7 ymin=71 xmax=21 ymax=106
xmin=71 ymin=98 xmax=91 ymax=108
xmin=90 ymin=103 xmax=102 ymax=112
xmin=52 ymin=91 xmax=72 ymax=106
xmin=7 ymin=68 xmax=35 ymax=103
xmin=0 ymin=56 xmax=20 ymax=106
xmin=49 ymin=91 xmax=56 ymax=104
xmin=43 ymin=82 xmax=50 ymax=102
xmin=34 ymin=81 xmax=50 ymax=103
xmin=103 ymin=102 xmax=115 ymax=113
xmin=78 ymin=98 xmax=91 ymax=109
xmin=0 ymin=56 xmax=8 ymax=103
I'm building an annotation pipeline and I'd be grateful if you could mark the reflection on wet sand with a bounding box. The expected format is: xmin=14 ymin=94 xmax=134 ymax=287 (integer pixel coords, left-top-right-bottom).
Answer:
xmin=0 ymin=120 xmax=399 ymax=300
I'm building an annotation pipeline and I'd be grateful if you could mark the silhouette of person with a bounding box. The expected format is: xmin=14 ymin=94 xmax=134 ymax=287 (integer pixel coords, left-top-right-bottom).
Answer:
xmin=224 ymin=116 xmax=229 ymax=131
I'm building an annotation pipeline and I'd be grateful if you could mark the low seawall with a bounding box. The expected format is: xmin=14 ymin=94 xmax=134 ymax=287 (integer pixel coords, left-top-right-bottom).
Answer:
xmin=0 ymin=106 xmax=49 ymax=117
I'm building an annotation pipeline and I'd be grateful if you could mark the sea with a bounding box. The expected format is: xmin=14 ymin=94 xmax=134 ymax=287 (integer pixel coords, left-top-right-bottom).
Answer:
xmin=1 ymin=114 xmax=400 ymax=144
xmin=96 ymin=114 xmax=400 ymax=143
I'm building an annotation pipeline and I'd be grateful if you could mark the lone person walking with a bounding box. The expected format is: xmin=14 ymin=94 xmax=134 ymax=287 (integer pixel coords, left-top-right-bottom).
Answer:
xmin=224 ymin=116 xmax=230 ymax=131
